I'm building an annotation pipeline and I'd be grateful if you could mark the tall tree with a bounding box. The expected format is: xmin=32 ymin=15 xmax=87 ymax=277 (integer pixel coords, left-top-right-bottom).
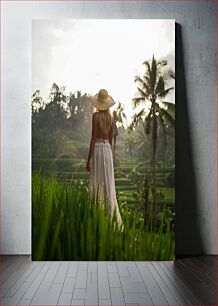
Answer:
xmin=68 ymin=90 xmax=94 ymax=138
xmin=130 ymin=54 xmax=175 ymax=218
xmin=46 ymin=83 xmax=68 ymax=131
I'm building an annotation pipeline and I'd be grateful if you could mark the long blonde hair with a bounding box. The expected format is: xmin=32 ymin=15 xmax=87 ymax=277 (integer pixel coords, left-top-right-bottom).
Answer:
xmin=96 ymin=108 xmax=113 ymax=133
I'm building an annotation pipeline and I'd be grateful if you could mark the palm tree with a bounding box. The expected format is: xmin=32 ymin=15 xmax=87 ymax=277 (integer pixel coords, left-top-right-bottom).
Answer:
xmin=131 ymin=54 xmax=175 ymax=218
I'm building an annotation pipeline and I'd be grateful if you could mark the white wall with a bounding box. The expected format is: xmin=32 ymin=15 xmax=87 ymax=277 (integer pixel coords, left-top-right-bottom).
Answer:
xmin=1 ymin=1 xmax=217 ymax=255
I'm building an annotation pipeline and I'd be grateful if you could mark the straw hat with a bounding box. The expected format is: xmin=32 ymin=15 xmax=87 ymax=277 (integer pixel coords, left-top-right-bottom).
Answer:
xmin=91 ymin=89 xmax=115 ymax=110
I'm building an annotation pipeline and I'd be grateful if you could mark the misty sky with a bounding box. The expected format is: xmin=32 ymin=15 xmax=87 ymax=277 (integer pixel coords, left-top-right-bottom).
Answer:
xmin=32 ymin=19 xmax=175 ymax=125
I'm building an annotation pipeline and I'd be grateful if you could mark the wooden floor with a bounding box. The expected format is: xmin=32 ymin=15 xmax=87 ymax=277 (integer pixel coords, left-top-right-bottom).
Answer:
xmin=0 ymin=255 xmax=217 ymax=305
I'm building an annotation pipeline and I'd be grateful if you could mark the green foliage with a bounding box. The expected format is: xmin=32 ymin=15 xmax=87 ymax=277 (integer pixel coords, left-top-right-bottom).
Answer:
xmin=32 ymin=171 xmax=175 ymax=261
xmin=68 ymin=90 xmax=94 ymax=136
xmin=32 ymin=84 xmax=94 ymax=158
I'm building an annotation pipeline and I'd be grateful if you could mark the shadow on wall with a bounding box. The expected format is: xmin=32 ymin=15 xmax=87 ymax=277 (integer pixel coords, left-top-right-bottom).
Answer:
xmin=175 ymin=23 xmax=206 ymax=257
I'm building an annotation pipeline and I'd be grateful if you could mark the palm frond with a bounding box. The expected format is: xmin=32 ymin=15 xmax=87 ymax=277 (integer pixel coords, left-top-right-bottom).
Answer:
xmin=129 ymin=108 xmax=145 ymax=130
xmin=161 ymin=101 xmax=175 ymax=115
xmin=161 ymin=108 xmax=175 ymax=127
xmin=155 ymin=76 xmax=165 ymax=95
xmin=158 ymin=86 xmax=174 ymax=98
xmin=143 ymin=63 xmax=153 ymax=91
xmin=135 ymin=75 xmax=150 ymax=94
xmin=154 ymin=103 xmax=175 ymax=128
xmin=143 ymin=75 xmax=150 ymax=83
xmin=142 ymin=75 xmax=152 ymax=95
xmin=132 ymin=97 xmax=144 ymax=109
xmin=137 ymin=87 xmax=148 ymax=99
xmin=134 ymin=75 xmax=145 ymax=87
xmin=122 ymin=112 xmax=127 ymax=119
xmin=142 ymin=60 xmax=151 ymax=76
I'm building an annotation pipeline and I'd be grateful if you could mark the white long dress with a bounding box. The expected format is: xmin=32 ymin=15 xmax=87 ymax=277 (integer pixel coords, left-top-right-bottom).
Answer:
xmin=89 ymin=138 xmax=123 ymax=229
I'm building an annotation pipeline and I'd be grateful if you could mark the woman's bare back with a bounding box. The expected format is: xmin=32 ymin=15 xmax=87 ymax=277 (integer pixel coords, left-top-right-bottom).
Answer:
xmin=95 ymin=112 xmax=114 ymax=140
xmin=87 ymin=112 xmax=115 ymax=166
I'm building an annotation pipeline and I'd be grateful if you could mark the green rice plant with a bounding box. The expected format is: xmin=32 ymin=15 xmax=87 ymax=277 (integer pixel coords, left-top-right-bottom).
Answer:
xmin=32 ymin=170 xmax=175 ymax=261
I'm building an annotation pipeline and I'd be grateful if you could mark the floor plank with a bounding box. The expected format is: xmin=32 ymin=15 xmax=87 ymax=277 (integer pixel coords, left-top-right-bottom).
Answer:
xmin=151 ymin=261 xmax=196 ymax=304
xmin=162 ymin=261 xmax=205 ymax=304
xmin=137 ymin=263 xmax=169 ymax=305
xmin=0 ymin=255 xmax=216 ymax=305
xmin=4 ymin=261 xmax=46 ymax=298
xmin=187 ymin=256 xmax=217 ymax=284
xmin=145 ymin=262 xmax=180 ymax=305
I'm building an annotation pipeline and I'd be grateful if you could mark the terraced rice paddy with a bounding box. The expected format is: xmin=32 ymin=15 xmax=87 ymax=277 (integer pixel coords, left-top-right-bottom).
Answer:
xmin=33 ymin=157 xmax=175 ymax=208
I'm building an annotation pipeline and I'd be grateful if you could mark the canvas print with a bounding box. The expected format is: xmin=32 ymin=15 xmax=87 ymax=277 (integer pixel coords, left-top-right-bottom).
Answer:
xmin=32 ymin=19 xmax=175 ymax=260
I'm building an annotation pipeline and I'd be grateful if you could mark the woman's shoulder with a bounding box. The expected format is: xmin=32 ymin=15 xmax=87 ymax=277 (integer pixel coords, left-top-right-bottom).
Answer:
xmin=92 ymin=112 xmax=98 ymax=119
xmin=92 ymin=111 xmax=101 ymax=123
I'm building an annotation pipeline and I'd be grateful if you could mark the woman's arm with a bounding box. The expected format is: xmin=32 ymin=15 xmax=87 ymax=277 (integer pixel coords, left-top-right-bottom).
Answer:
xmin=109 ymin=116 xmax=115 ymax=148
xmin=86 ymin=113 xmax=97 ymax=169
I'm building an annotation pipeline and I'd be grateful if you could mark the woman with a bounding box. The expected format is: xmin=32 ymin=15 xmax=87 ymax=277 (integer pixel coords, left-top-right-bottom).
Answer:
xmin=86 ymin=89 xmax=123 ymax=229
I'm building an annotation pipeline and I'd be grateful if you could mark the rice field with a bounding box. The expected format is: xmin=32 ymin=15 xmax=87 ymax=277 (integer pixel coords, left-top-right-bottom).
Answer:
xmin=32 ymin=170 xmax=175 ymax=261
xmin=32 ymin=157 xmax=175 ymax=207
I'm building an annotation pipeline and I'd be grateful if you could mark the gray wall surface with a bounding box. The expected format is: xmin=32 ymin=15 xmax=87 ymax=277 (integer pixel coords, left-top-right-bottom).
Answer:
xmin=1 ymin=1 xmax=217 ymax=255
